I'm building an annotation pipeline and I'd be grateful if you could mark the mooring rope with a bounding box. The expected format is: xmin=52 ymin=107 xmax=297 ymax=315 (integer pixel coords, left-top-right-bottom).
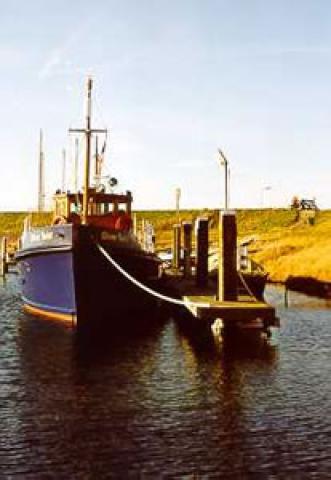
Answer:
xmin=237 ymin=270 xmax=258 ymax=301
xmin=96 ymin=243 xmax=211 ymax=308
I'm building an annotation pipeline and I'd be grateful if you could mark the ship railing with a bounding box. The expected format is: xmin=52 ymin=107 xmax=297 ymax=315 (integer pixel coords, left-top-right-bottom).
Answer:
xmin=134 ymin=217 xmax=155 ymax=253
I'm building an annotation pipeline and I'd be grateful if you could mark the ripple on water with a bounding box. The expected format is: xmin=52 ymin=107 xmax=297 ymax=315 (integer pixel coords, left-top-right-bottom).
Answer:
xmin=0 ymin=278 xmax=331 ymax=477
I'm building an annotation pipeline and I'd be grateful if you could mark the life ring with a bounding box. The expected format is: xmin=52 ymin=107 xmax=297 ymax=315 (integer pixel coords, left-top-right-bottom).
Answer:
xmin=52 ymin=215 xmax=68 ymax=225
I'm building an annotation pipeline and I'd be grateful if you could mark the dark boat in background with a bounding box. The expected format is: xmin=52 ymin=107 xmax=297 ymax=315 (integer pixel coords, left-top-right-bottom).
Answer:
xmin=16 ymin=78 xmax=161 ymax=331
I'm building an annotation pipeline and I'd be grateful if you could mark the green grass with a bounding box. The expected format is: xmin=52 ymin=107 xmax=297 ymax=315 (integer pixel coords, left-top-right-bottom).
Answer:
xmin=0 ymin=212 xmax=52 ymax=242
xmin=1 ymin=208 xmax=330 ymax=281
xmin=134 ymin=208 xmax=298 ymax=248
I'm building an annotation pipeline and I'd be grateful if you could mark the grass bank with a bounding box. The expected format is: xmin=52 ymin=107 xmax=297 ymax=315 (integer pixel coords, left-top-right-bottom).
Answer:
xmin=137 ymin=208 xmax=331 ymax=283
xmin=1 ymin=208 xmax=330 ymax=283
xmin=0 ymin=212 xmax=52 ymax=243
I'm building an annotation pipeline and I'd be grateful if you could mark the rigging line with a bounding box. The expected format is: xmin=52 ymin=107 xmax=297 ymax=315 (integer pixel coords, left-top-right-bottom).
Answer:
xmin=93 ymin=88 xmax=108 ymax=131
xmin=96 ymin=243 xmax=211 ymax=308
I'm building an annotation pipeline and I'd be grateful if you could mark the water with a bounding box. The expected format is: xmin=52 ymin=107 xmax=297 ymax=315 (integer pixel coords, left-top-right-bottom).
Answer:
xmin=1 ymin=276 xmax=331 ymax=479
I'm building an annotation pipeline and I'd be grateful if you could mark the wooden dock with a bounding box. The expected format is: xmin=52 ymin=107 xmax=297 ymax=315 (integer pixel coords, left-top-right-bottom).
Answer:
xmin=184 ymin=295 xmax=276 ymax=324
xmin=163 ymin=273 xmax=278 ymax=331
xmin=161 ymin=211 xmax=279 ymax=333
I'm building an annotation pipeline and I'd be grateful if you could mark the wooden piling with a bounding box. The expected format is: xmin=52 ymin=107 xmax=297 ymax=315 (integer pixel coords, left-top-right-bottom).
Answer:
xmin=183 ymin=221 xmax=192 ymax=278
xmin=164 ymin=212 xmax=278 ymax=333
xmin=133 ymin=213 xmax=137 ymax=237
xmin=172 ymin=224 xmax=181 ymax=270
xmin=284 ymin=286 xmax=289 ymax=308
xmin=218 ymin=211 xmax=237 ymax=301
xmin=196 ymin=218 xmax=209 ymax=287
xmin=0 ymin=237 xmax=7 ymax=277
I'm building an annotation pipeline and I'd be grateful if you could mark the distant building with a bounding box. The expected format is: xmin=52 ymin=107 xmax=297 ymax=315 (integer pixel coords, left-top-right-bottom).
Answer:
xmin=299 ymin=199 xmax=318 ymax=211
xmin=291 ymin=196 xmax=318 ymax=211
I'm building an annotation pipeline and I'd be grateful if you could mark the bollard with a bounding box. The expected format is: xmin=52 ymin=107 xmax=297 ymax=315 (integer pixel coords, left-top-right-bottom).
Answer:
xmin=183 ymin=222 xmax=192 ymax=278
xmin=218 ymin=211 xmax=237 ymax=301
xmin=172 ymin=224 xmax=181 ymax=270
xmin=0 ymin=237 xmax=7 ymax=277
xmin=196 ymin=218 xmax=209 ymax=287
xmin=284 ymin=285 xmax=289 ymax=308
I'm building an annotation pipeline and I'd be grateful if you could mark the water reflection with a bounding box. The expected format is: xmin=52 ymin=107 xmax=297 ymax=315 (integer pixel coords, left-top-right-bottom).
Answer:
xmin=1 ymin=277 xmax=331 ymax=477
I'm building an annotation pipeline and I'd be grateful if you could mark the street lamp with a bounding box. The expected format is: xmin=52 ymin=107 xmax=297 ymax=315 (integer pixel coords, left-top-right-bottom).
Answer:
xmin=175 ymin=187 xmax=181 ymax=223
xmin=262 ymin=185 xmax=272 ymax=208
xmin=218 ymin=148 xmax=229 ymax=211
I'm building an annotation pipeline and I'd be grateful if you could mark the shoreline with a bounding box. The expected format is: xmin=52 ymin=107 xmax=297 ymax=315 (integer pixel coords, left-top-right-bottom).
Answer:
xmin=284 ymin=276 xmax=331 ymax=299
xmin=1 ymin=209 xmax=331 ymax=299
xmin=268 ymin=277 xmax=331 ymax=300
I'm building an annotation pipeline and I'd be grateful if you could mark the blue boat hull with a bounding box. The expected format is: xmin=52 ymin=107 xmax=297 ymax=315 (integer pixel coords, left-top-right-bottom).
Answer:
xmin=19 ymin=250 xmax=77 ymax=324
xmin=16 ymin=224 xmax=161 ymax=331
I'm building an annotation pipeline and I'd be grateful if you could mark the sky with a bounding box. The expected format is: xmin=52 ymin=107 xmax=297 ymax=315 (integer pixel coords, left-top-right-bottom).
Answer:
xmin=1 ymin=0 xmax=331 ymax=211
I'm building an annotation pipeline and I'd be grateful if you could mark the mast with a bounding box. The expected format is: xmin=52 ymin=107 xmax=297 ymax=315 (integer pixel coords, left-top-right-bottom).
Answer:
xmin=95 ymin=135 xmax=100 ymax=188
xmin=74 ymin=137 xmax=79 ymax=193
xmin=62 ymin=148 xmax=66 ymax=192
xmin=38 ymin=129 xmax=45 ymax=212
xmin=84 ymin=77 xmax=92 ymax=222
xmin=69 ymin=77 xmax=107 ymax=224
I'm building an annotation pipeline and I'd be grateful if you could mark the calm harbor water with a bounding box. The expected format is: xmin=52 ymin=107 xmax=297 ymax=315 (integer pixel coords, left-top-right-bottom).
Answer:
xmin=1 ymin=275 xmax=331 ymax=479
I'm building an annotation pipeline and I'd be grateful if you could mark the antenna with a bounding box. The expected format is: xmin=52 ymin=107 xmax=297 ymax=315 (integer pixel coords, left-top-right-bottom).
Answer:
xmin=38 ymin=129 xmax=45 ymax=212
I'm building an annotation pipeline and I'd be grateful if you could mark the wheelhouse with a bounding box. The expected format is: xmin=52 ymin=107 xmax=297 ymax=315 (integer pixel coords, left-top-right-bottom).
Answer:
xmin=53 ymin=189 xmax=133 ymax=232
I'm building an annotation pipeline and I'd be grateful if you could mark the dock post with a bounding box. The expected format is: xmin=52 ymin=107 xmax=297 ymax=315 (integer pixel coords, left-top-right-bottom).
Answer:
xmin=218 ymin=211 xmax=237 ymax=301
xmin=284 ymin=285 xmax=289 ymax=308
xmin=172 ymin=224 xmax=181 ymax=270
xmin=133 ymin=213 xmax=137 ymax=236
xmin=0 ymin=237 xmax=8 ymax=277
xmin=196 ymin=218 xmax=209 ymax=287
xmin=183 ymin=222 xmax=192 ymax=278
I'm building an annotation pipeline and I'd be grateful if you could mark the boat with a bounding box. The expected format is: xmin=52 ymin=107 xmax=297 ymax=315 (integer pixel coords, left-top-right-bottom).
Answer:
xmin=16 ymin=78 xmax=161 ymax=331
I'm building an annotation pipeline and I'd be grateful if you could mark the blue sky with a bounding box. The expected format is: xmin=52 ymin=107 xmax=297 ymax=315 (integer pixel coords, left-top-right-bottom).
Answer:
xmin=1 ymin=0 xmax=331 ymax=210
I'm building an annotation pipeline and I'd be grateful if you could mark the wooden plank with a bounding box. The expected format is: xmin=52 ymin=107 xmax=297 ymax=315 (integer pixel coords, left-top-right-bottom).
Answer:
xmin=183 ymin=295 xmax=276 ymax=322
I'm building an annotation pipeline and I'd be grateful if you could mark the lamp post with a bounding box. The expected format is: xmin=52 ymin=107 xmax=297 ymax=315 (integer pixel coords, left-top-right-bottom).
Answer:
xmin=262 ymin=185 xmax=272 ymax=208
xmin=218 ymin=148 xmax=229 ymax=211
xmin=175 ymin=187 xmax=181 ymax=224
xmin=217 ymin=148 xmax=237 ymax=301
